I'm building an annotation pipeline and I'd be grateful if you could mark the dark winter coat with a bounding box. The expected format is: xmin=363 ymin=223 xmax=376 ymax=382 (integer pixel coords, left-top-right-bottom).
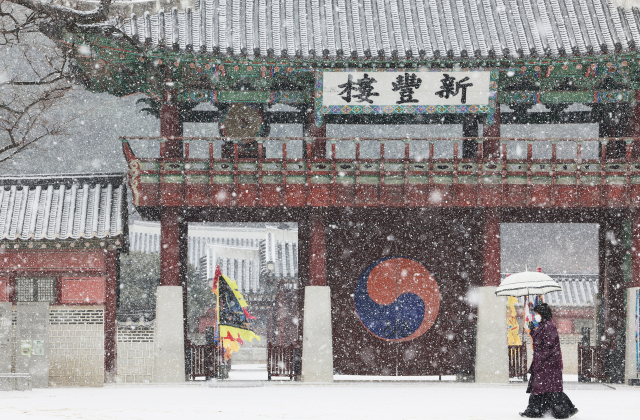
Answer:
xmin=526 ymin=319 xmax=563 ymax=395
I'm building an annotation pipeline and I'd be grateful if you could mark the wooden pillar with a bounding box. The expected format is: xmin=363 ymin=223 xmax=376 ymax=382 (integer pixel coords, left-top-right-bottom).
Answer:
xmin=179 ymin=218 xmax=189 ymax=348
xmin=104 ymin=249 xmax=118 ymax=381
xmin=632 ymin=90 xmax=640 ymax=159
xmin=482 ymin=208 xmax=501 ymax=287
xmin=599 ymin=213 xmax=626 ymax=383
xmin=161 ymin=91 xmax=183 ymax=158
xmin=462 ymin=114 xmax=479 ymax=159
xmin=482 ymin=106 xmax=501 ymax=160
xmin=304 ymin=108 xmax=327 ymax=159
xmin=308 ymin=212 xmax=327 ymax=287
xmin=160 ymin=207 xmax=183 ymax=287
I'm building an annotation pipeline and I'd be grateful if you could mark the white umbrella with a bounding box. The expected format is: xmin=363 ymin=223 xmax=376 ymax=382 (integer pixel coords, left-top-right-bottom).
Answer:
xmin=495 ymin=271 xmax=562 ymax=297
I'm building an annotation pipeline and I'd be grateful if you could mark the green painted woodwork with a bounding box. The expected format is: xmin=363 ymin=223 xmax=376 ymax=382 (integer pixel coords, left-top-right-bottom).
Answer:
xmin=556 ymin=176 xmax=577 ymax=185
xmin=359 ymin=175 xmax=380 ymax=184
xmin=62 ymin=29 xmax=640 ymax=106
xmin=262 ymin=175 xmax=283 ymax=184
xmin=500 ymin=90 xmax=634 ymax=104
xmin=408 ymin=175 xmax=429 ymax=184
xmin=187 ymin=175 xmax=209 ymax=184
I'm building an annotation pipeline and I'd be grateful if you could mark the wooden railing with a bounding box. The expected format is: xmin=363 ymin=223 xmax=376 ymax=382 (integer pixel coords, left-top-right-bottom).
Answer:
xmin=267 ymin=342 xmax=301 ymax=381
xmin=187 ymin=343 xmax=225 ymax=380
xmin=123 ymin=136 xmax=640 ymax=209
xmin=508 ymin=344 xmax=528 ymax=380
xmin=578 ymin=344 xmax=607 ymax=381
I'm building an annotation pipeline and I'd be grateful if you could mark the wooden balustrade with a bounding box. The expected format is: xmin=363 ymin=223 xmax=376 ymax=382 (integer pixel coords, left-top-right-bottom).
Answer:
xmin=508 ymin=344 xmax=528 ymax=380
xmin=122 ymin=137 xmax=640 ymax=209
xmin=577 ymin=344 xmax=607 ymax=381
xmin=187 ymin=343 xmax=225 ymax=380
xmin=267 ymin=342 xmax=301 ymax=381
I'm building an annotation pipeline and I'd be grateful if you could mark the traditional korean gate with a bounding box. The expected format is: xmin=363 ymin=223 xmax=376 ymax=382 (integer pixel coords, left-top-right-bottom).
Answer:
xmin=329 ymin=209 xmax=480 ymax=376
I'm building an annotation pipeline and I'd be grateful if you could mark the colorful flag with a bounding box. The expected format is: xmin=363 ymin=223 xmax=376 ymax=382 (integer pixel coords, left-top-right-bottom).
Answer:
xmin=213 ymin=265 xmax=260 ymax=359
xmin=524 ymin=295 xmax=544 ymax=347
xmin=507 ymin=296 xmax=522 ymax=346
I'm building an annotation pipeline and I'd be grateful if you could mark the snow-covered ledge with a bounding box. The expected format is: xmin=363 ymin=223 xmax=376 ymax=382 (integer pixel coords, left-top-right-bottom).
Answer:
xmin=301 ymin=286 xmax=333 ymax=383
xmin=475 ymin=286 xmax=509 ymax=383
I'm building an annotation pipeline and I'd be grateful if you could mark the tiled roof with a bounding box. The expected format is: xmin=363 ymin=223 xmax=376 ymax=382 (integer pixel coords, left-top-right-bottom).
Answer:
xmin=0 ymin=174 xmax=126 ymax=241
xmin=542 ymin=274 xmax=598 ymax=307
xmin=504 ymin=274 xmax=598 ymax=307
xmin=122 ymin=0 xmax=640 ymax=60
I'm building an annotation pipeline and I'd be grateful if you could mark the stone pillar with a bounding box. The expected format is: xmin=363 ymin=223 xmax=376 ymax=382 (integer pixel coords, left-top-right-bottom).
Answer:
xmin=301 ymin=212 xmax=333 ymax=382
xmin=482 ymin=106 xmax=501 ymax=159
xmin=625 ymin=211 xmax=640 ymax=384
xmin=0 ymin=302 xmax=11 ymax=373
xmin=16 ymin=303 xmax=49 ymax=387
xmin=475 ymin=208 xmax=509 ymax=383
xmin=153 ymin=201 xmax=186 ymax=382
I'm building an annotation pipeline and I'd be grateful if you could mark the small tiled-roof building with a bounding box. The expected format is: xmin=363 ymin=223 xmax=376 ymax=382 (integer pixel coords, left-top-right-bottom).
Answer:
xmin=0 ymin=173 xmax=127 ymax=386
xmin=505 ymin=273 xmax=598 ymax=375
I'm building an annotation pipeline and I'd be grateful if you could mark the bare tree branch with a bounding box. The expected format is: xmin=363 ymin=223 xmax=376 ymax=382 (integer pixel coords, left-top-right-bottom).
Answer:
xmin=7 ymin=0 xmax=111 ymax=25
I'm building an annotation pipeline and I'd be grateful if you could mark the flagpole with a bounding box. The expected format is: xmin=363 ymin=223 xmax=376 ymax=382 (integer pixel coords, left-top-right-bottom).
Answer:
xmin=214 ymin=265 xmax=222 ymax=360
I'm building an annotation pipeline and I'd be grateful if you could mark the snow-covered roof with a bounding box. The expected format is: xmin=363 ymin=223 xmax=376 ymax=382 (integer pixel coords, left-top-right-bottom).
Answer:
xmin=121 ymin=0 xmax=640 ymax=60
xmin=504 ymin=274 xmax=598 ymax=307
xmin=0 ymin=174 xmax=126 ymax=242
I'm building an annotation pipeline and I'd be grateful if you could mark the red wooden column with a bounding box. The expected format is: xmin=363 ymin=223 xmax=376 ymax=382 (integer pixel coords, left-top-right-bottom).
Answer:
xmin=161 ymin=90 xmax=183 ymax=158
xmin=632 ymin=90 xmax=640 ymax=158
xmin=305 ymin=109 xmax=327 ymax=159
xmin=482 ymin=208 xmax=501 ymax=287
xmin=308 ymin=212 xmax=327 ymax=287
xmin=159 ymin=88 xmax=185 ymax=288
xmin=483 ymin=106 xmax=501 ymax=160
xmin=104 ymin=249 xmax=118 ymax=381
xmin=160 ymin=207 xmax=183 ymax=287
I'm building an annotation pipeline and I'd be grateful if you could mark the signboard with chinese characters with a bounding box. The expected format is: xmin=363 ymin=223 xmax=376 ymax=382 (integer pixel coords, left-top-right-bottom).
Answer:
xmin=315 ymin=69 xmax=497 ymax=125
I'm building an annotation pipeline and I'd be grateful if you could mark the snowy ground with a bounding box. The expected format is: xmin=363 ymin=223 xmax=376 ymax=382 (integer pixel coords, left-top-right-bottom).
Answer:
xmin=1 ymin=365 xmax=637 ymax=420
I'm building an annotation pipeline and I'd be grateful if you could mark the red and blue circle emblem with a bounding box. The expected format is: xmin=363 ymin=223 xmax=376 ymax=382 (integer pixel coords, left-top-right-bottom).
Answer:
xmin=354 ymin=256 xmax=440 ymax=342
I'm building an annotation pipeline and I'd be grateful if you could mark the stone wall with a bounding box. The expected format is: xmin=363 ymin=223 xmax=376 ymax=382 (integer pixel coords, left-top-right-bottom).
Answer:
xmin=1 ymin=306 xmax=105 ymax=386
xmin=116 ymin=325 xmax=154 ymax=383
xmin=48 ymin=307 xmax=105 ymax=387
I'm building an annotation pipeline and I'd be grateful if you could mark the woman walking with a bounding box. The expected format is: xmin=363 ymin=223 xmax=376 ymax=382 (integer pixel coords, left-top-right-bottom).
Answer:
xmin=520 ymin=303 xmax=578 ymax=418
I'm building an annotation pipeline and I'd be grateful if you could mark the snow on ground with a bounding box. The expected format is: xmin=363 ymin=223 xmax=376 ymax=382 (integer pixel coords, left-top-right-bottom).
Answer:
xmin=1 ymin=366 xmax=638 ymax=420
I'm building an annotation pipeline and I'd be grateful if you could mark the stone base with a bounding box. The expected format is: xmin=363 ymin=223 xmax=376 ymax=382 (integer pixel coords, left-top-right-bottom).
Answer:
xmin=153 ymin=286 xmax=185 ymax=383
xmin=625 ymin=287 xmax=639 ymax=383
xmin=301 ymin=286 xmax=333 ymax=383
xmin=475 ymin=286 xmax=509 ymax=383
xmin=0 ymin=374 xmax=31 ymax=391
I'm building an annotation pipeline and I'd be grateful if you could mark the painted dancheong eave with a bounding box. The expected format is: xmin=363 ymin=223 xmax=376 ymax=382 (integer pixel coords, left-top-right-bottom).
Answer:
xmin=124 ymin=136 xmax=640 ymax=209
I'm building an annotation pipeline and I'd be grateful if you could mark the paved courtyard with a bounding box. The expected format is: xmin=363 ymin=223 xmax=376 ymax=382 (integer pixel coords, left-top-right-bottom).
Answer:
xmin=0 ymin=373 xmax=637 ymax=420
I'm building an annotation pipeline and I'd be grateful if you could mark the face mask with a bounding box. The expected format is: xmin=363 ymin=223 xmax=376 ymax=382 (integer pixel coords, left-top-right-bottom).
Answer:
xmin=534 ymin=314 xmax=542 ymax=323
